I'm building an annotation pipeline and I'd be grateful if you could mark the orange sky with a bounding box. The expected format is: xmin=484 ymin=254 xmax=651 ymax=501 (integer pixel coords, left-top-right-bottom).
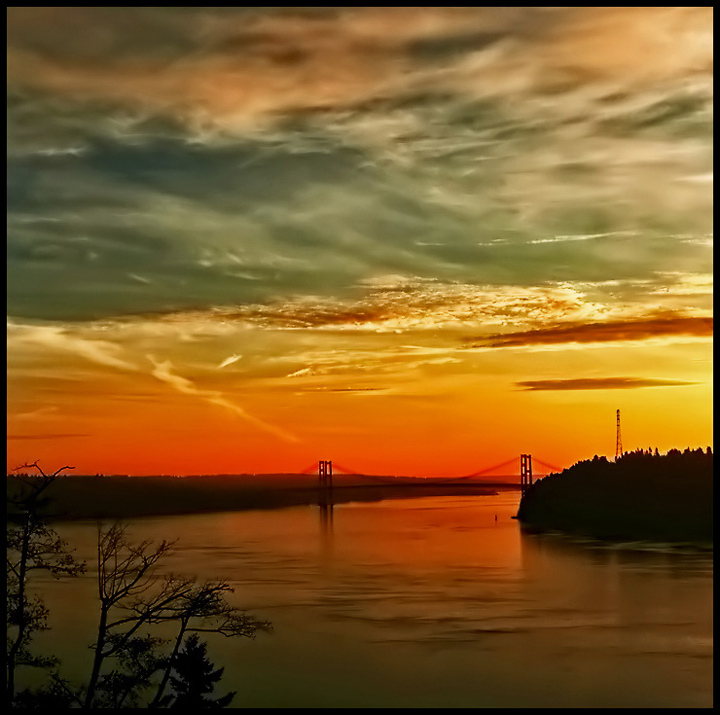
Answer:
xmin=7 ymin=7 xmax=713 ymax=477
xmin=7 ymin=318 xmax=712 ymax=476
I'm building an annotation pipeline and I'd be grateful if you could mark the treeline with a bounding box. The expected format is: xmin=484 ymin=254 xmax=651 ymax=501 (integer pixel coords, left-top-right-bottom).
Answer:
xmin=563 ymin=446 xmax=712 ymax=481
xmin=6 ymin=473 xmax=497 ymax=522
xmin=517 ymin=447 xmax=713 ymax=544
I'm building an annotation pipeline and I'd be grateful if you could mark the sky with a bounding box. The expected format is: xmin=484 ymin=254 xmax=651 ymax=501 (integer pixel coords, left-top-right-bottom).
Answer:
xmin=7 ymin=7 xmax=713 ymax=477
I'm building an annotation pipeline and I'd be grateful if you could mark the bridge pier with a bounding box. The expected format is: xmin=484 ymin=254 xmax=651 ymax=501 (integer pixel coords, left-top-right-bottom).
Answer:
xmin=318 ymin=460 xmax=333 ymax=507
xmin=520 ymin=454 xmax=533 ymax=493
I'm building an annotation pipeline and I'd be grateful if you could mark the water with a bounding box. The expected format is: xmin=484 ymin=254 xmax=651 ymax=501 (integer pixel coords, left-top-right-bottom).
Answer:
xmin=29 ymin=493 xmax=712 ymax=708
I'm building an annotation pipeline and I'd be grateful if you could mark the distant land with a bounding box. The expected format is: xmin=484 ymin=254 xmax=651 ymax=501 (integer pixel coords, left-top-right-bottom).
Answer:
xmin=517 ymin=448 xmax=713 ymax=546
xmin=6 ymin=473 xmax=505 ymax=522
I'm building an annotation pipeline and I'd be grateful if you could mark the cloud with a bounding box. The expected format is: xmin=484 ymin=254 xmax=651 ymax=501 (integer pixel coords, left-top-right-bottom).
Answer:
xmin=8 ymin=405 xmax=60 ymax=421
xmin=473 ymin=316 xmax=713 ymax=348
xmin=6 ymin=320 xmax=138 ymax=371
xmin=7 ymin=7 xmax=712 ymax=327
xmin=128 ymin=273 xmax=153 ymax=285
xmin=148 ymin=356 xmax=301 ymax=443
xmin=7 ymin=433 xmax=90 ymax=440
xmin=216 ymin=354 xmax=242 ymax=369
xmin=286 ymin=368 xmax=315 ymax=378
xmin=515 ymin=377 xmax=698 ymax=391
xmin=311 ymin=387 xmax=385 ymax=393
xmin=149 ymin=357 xmax=196 ymax=394
xmin=151 ymin=279 xmax=616 ymax=333
xmin=7 ymin=7 xmax=712 ymax=132
xmin=293 ymin=387 xmax=388 ymax=395
xmin=526 ymin=231 xmax=636 ymax=245
xmin=8 ymin=124 xmax=712 ymax=325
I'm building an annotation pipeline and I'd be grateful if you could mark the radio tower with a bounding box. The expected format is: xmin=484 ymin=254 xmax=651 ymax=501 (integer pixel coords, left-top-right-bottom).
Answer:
xmin=615 ymin=409 xmax=623 ymax=461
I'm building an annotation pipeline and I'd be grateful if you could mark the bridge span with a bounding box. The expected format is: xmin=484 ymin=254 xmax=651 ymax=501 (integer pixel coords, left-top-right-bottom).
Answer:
xmin=302 ymin=455 xmax=563 ymax=505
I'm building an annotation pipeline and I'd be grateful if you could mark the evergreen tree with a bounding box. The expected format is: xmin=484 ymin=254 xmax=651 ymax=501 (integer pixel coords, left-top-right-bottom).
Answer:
xmin=167 ymin=634 xmax=236 ymax=709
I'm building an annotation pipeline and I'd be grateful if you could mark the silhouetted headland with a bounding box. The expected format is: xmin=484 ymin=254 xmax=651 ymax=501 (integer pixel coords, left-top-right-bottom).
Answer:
xmin=517 ymin=448 xmax=713 ymax=545
xmin=6 ymin=473 xmax=501 ymax=522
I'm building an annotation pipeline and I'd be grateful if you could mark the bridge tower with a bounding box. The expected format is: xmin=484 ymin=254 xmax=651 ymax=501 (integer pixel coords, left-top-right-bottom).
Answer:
xmin=520 ymin=454 xmax=533 ymax=493
xmin=318 ymin=460 xmax=333 ymax=506
xmin=615 ymin=409 xmax=623 ymax=461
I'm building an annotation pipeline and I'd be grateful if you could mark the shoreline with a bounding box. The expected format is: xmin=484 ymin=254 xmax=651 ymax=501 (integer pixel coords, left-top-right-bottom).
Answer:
xmin=516 ymin=452 xmax=713 ymax=546
xmin=7 ymin=474 xmax=512 ymax=522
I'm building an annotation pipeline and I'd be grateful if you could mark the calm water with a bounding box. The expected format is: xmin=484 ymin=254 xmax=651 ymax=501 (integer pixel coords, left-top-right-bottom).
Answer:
xmin=30 ymin=493 xmax=712 ymax=708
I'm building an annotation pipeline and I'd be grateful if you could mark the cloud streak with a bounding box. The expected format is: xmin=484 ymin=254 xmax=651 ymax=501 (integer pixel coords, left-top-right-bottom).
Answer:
xmin=473 ymin=316 xmax=713 ymax=348
xmin=7 ymin=433 xmax=90 ymax=440
xmin=148 ymin=356 xmax=301 ymax=443
xmin=515 ymin=377 xmax=699 ymax=391
xmin=142 ymin=279 xmax=618 ymax=333
xmin=6 ymin=320 xmax=138 ymax=371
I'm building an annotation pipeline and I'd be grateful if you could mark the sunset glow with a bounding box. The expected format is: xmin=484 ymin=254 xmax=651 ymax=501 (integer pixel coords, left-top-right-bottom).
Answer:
xmin=7 ymin=7 xmax=713 ymax=476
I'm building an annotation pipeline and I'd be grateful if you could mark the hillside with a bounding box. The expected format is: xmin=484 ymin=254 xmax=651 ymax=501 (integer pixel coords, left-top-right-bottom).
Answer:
xmin=516 ymin=448 xmax=713 ymax=545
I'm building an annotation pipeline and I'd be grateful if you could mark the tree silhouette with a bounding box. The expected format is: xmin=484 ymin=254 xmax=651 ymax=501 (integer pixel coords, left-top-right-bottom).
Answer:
xmin=82 ymin=524 xmax=178 ymax=708
xmin=149 ymin=578 xmax=265 ymax=708
xmin=517 ymin=447 xmax=713 ymax=542
xmin=82 ymin=523 xmax=271 ymax=708
xmin=167 ymin=633 xmax=235 ymax=709
xmin=6 ymin=462 xmax=85 ymax=707
xmin=94 ymin=634 xmax=168 ymax=708
xmin=7 ymin=469 xmax=271 ymax=708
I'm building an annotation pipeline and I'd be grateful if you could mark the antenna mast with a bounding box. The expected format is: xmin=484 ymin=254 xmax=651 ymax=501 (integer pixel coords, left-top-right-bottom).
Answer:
xmin=615 ymin=409 xmax=623 ymax=460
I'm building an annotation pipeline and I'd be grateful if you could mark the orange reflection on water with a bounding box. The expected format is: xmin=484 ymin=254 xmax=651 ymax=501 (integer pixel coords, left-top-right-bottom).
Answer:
xmin=324 ymin=495 xmax=523 ymax=572
xmin=25 ymin=493 xmax=712 ymax=708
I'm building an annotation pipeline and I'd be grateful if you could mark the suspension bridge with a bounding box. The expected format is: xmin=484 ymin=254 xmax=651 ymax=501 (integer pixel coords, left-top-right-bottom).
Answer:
xmin=299 ymin=454 xmax=563 ymax=504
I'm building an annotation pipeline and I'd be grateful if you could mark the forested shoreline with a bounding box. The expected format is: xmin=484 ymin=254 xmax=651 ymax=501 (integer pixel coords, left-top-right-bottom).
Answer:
xmin=6 ymin=473 xmax=499 ymax=522
xmin=517 ymin=448 xmax=713 ymax=544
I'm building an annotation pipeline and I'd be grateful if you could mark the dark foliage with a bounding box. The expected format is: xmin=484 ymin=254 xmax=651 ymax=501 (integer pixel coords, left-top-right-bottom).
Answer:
xmin=94 ymin=635 xmax=169 ymax=708
xmin=12 ymin=679 xmax=78 ymax=709
xmin=517 ymin=447 xmax=713 ymax=543
xmin=167 ymin=634 xmax=236 ymax=709
xmin=7 ymin=465 xmax=271 ymax=709
xmin=6 ymin=463 xmax=85 ymax=707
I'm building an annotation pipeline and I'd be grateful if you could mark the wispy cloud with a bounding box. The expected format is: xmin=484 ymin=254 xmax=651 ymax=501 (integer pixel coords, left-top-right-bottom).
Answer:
xmin=7 ymin=6 xmax=712 ymax=326
xmin=526 ymin=231 xmax=636 ymax=245
xmin=144 ymin=279 xmax=617 ymax=333
xmin=515 ymin=377 xmax=699 ymax=391
xmin=7 ymin=433 xmax=90 ymax=440
xmin=6 ymin=320 xmax=138 ymax=371
xmin=8 ymin=405 xmax=60 ymax=421
xmin=472 ymin=316 xmax=713 ymax=348
xmin=148 ymin=356 xmax=301 ymax=443
xmin=216 ymin=354 xmax=242 ymax=369
xmin=7 ymin=7 xmax=712 ymax=132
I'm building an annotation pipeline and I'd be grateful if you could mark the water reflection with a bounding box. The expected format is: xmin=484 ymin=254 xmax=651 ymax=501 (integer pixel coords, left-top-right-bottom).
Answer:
xmin=318 ymin=503 xmax=334 ymax=535
xmin=520 ymin=526 xmax=714 ymax=578
xmin=517 ymin=527 xmax=713 ymax=665
xmin=318 ymin=503 xmax=334 ymax=560
xmin=24 ymin=495 xmax=713 ymax=708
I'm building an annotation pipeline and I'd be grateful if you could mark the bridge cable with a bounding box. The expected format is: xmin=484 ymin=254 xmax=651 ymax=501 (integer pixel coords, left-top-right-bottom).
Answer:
xmin=458 ymin=456 xmax=520 ymax=479
xmin=532 ymin=458 xmax=564 ymax=473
